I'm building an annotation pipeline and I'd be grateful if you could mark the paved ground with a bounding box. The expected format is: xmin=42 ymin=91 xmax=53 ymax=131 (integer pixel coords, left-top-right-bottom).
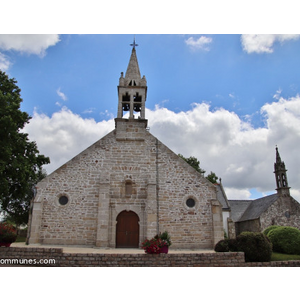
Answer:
xmin=11 ymin=243 xmax=214 ymax=254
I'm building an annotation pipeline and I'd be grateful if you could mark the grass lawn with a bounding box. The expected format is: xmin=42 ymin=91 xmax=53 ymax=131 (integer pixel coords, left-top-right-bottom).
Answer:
xmin=271 ymin=252 xmax=300 ymax=261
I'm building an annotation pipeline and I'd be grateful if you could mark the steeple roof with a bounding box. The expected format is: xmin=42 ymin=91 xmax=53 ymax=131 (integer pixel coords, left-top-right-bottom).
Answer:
xmin=125 ymin=47 xmax=141 ymax=83
xmin=274 ymin=146 xmax=290 ymax=195
xmin=274 ymin=146 xmax=287 ymax=172
xmin=276 ymin=146 xmax=282 ymax=164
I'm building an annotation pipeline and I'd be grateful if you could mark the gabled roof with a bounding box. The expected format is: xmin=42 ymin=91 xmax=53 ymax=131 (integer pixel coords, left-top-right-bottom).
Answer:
xmin=228 ymin=193 xmax=279 ymax=222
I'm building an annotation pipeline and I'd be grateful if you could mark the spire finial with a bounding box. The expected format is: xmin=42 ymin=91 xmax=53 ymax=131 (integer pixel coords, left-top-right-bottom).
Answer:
xmin=130 ymin=36 xmax=138 ymax=49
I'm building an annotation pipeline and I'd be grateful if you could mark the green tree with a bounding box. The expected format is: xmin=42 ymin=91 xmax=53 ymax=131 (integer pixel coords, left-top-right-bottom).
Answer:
xmin=178 ymin=154 xmax=218 ymax=184
xmin=1 ymin=169 xmax=47 ymax=227
xmin=178 ymin=154 xmax=206 ymax=175
xmin=205 ymin=171 xmax=219 ymax=184
xmin=0 ymin=70 xmax=50 ymax=226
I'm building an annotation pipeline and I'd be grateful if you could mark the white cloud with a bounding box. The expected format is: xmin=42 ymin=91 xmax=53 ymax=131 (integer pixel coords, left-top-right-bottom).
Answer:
xmin=241 ymin=34 xmax=300 ymax=54
xmin=0 ymin=34 xmax=60 ymax=57
xmin=99 ymin=109 xmax=114 ymax=119
xmin=24 ymin=95 xmax=300 ymax=201
xmin=185 ymin=36 xmax=212 ymax=51
xmin=273 ymin=88 xmax=282 ymax=100
xmin=83 ymin=108 xmax=96 ymax=114
xmin=56 ymin=88 xmax=67 ymax=101
xmin=224 ymin=188 xmax=251 ymax=200
xmin=147 ymin=97 xmax=300 ymax=200
xmin=0 ymin=52 xmax=10 ymax=71
xmin=23 ymin=107 xmax=114 ymax=174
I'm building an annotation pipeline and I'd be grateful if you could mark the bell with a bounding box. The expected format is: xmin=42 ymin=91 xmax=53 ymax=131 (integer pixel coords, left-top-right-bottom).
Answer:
xmin=134 ymin=105 xmax=141 ymax=112
xmin=123 ymin=104 xmax=130 ymax=111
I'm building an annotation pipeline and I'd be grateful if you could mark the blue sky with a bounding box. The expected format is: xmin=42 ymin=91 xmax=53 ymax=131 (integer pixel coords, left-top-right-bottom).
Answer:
xmin=2 ymin=34 xmax=300 ymax=201
xmin=5 ymin=34 xmax=300 ymax=127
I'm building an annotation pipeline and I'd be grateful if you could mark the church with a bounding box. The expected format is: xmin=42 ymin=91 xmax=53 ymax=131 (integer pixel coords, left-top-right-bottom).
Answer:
xmin=218 ymin=147 xmax=300 ymax=238
xmin=27 ymin=42 xmax=224 ymax=249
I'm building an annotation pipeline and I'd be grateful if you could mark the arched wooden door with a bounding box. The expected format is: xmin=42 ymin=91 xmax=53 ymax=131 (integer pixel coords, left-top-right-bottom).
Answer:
xmin=116 ymin=211 xmax=139 ymax=248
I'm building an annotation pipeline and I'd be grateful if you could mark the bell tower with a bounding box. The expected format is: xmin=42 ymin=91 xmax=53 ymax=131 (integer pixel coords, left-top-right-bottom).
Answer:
xmin=274 ymin=146 xmax=290 ymax=196
xmin=117 ymin=38 xmax=147 ymax=120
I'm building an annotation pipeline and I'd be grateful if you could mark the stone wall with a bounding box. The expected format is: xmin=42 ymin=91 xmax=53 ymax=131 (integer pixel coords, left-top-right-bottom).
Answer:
xmin=235 ymin=219 xmax=261 ymax=236
xmin=155 ymin=140 xmax=221 ymax=249
xmin=1 ymin=247 xmax=300 ymax=267
xmin=260 ymin=195 xmax=300 ymax=231
xmin=227 ymin=218 xmax=236 ymax=239
xmin=28 ymin=119 xmax=223 ymax=249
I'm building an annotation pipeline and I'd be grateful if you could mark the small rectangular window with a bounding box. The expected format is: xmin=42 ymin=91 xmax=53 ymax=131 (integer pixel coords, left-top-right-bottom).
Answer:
xmin=125 ymin=182 xmax=132 ymax=196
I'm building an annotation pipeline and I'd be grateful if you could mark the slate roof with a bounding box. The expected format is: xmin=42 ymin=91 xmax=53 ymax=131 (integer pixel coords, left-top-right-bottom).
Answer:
xmin=215 ymin=184 xmax=230 ymax=210
xmin=228 ymin=193 xmax=279 ymax=222
xmin=227 ymin=200 xmax=252 ymax=222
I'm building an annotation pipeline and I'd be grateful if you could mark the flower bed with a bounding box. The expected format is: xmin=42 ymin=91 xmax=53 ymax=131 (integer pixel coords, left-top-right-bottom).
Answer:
xmin=0 ymin=223 xmax=17 ymax=247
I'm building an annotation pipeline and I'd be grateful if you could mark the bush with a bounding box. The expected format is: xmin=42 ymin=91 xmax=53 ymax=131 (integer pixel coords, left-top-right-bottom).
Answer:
xmin=214 ymin=239 xmax=238 ymax=252
xmin=0 ymin=223 xmax=17 ymax=243
xmin=236 ymin=232 xmax=272 ymax=262
xmin=263 ymin=225 xmax=280 ymax=236
xmin=267 ymin=226 xmax=300 ymax=255
xmin=214 ymin=232 xmax=272 ymax=262
xmin=214 ymin=239 xmax=229 ymax=252
xmin=227 ymin=238 xmax=239 ymax=251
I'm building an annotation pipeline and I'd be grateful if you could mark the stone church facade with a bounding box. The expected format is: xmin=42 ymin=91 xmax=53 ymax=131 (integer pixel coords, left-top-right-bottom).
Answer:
xmin=27 ymin=43 xmax=223 ymax=249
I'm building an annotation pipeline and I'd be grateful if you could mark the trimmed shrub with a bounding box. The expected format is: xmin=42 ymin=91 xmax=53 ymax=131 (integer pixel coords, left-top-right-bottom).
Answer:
xmin=215 ymin=233 xmax=272 ymax=262
xmin=214 ymin=239 xmax=238 ymax=252
xmin=214 ymin=239 xmax=230 ymax=252
xmin=236 ymin=232 xmax=272 ymax=262
xmin=263 ymin=225 xmax=280 ymax=236
xmin=228 ymin=238 xmax=239 ymax=251
xmin=267 ymin=226 xmax=300 ymax=255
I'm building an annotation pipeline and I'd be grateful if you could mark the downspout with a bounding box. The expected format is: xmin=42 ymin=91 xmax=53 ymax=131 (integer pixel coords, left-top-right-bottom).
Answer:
xmin=156 ymin=138 xmax=160 ymax=234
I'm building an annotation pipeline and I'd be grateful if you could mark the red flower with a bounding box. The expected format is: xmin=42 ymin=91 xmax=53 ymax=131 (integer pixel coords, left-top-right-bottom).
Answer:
xmin=0 ymin=223 xmax=17 ymax=243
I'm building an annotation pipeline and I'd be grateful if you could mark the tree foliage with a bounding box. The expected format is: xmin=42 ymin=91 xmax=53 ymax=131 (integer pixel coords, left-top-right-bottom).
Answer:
xmin=206 ymin=171 xmax=219 ymax=184
xmin=0 ymin=70 xmax=50 ymax=225
xmin=178 ymin=154 xmax=218 ymax=183
xmin=178 ymin=154 xmax=205 ymax=175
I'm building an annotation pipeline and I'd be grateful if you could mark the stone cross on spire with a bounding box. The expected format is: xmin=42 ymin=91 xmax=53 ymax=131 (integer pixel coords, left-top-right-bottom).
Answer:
xmin=130 ymin=37 xmax=138 ymax=49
